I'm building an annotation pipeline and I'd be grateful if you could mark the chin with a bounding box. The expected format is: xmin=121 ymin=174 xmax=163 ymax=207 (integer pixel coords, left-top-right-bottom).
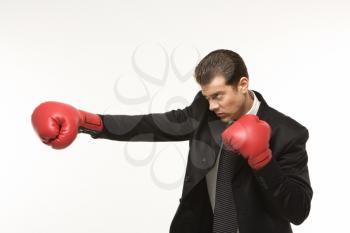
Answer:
xmin=220 ymin=117 xmax=229 ymax=123
xmin=222 ymin=116 xmax=235 ymax=124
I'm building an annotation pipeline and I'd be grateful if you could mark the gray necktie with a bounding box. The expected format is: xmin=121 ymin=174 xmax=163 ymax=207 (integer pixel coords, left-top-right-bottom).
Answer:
xmin=212 ymin=135 xmax=239 ymax=233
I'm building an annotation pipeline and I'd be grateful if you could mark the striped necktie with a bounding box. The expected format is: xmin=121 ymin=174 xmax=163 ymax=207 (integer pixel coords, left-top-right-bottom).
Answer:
xmin=212 ymin=141 xmax=239 ymax=233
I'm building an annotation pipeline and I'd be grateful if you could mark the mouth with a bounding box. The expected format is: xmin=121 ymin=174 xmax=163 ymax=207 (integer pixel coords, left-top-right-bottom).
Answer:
xmin=216 ymin=112 xmax=225 ymax=117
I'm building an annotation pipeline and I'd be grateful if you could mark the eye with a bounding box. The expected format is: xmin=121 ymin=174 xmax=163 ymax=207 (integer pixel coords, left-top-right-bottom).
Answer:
xmin=215 ymin=94 xmax=222 ymax=99
xmin=205 ymin=93 xmax=223 ymax=101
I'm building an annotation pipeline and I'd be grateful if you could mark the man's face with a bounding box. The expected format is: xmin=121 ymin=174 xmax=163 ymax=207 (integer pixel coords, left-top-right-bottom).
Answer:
xmin=201 ymin=75 xmax=250 ymax=123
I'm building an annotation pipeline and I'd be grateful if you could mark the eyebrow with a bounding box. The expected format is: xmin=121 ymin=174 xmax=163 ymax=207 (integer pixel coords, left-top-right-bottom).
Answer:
xmin=202 ymin=91 xmax=223 ymax=98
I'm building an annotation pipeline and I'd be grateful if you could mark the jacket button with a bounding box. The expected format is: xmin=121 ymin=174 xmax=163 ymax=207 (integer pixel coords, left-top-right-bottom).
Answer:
xmin=201 ymin=157 xmax=207 ymax=163
xmin=185 ymin=175 xmax=191 ymax=182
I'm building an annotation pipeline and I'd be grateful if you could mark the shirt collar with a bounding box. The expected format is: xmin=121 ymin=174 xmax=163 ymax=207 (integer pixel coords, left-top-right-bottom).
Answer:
xmin=245 ymin=90 xmax=261 ymax=115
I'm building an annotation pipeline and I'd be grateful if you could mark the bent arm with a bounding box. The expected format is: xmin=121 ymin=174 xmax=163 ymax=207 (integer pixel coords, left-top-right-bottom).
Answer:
xmin=253 ymin=127 xmax=313 ymax=225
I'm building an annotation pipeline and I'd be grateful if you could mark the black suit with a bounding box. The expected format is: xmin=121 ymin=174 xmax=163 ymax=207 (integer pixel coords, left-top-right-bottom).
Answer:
xmin=92 ymin=90 xmax=313 ymax=233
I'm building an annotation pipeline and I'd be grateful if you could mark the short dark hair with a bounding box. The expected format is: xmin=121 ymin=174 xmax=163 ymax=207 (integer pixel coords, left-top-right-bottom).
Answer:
xmin=194 ymin=49 xmax=249 ymax=87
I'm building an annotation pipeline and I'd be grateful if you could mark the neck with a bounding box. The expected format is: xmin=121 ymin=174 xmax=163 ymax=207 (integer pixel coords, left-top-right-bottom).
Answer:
xmin=230 ymin=90 xmax=254 ymax=122
xmin=244 ymin=90 xmax=254 ymax=114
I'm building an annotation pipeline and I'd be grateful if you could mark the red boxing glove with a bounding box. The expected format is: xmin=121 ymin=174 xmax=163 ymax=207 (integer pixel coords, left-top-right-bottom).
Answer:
xmin=31 ymin=101 xmax=103 ymax=149
xmin=221 ymin=114 xmax=272 ymax=170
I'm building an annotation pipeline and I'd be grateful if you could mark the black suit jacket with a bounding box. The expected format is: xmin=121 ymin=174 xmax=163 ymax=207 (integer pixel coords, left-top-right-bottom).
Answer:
xmin=91 ymin=90 xmax=313 ymax=233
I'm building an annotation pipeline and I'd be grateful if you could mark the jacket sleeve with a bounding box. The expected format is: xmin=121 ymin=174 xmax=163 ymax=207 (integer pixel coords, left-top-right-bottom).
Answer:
xmin=88 ymin=91 xmax=203 ymax=142
xmin=253 ymin=126 xmax=313 ymax=225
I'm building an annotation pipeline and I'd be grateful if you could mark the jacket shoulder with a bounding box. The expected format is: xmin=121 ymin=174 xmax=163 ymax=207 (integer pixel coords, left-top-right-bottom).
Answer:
xmin=261 ymin=105 xmax=309 ymax=153
xmin=189 ymin=90 xmax=209 ymax=117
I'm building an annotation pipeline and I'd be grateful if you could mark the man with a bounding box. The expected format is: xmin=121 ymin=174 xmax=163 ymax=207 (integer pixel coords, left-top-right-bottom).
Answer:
xmin=31 ymin=49 xmax=313 ymax=233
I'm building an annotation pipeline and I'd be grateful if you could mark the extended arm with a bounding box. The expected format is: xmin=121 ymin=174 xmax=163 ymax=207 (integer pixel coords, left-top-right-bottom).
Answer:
xmin=91 ymin=105 xmax=199 ymax=142
xmin=31 ymin=91 xmax=203 ymax=148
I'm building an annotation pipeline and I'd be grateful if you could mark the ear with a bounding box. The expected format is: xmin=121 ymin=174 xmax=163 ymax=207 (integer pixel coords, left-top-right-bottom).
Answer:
xmin=237 ymin=77 xmax=249 ymax=94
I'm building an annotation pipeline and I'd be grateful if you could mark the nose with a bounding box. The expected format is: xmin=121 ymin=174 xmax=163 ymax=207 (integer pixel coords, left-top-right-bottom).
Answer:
xmin=209 ymin=100 xmax=219 ymax=111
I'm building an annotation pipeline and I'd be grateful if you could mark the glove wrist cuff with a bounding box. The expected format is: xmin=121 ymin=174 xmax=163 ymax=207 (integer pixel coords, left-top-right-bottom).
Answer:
xmin=248 ymin=149 xmax=272 ymax=171
xmin=77 ymin=110 xmax=103 ymax=135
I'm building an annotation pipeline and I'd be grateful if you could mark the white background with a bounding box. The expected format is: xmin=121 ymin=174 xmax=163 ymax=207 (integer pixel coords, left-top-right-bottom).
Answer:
xmin=1 ymin=0 xmax=349 ymax=232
